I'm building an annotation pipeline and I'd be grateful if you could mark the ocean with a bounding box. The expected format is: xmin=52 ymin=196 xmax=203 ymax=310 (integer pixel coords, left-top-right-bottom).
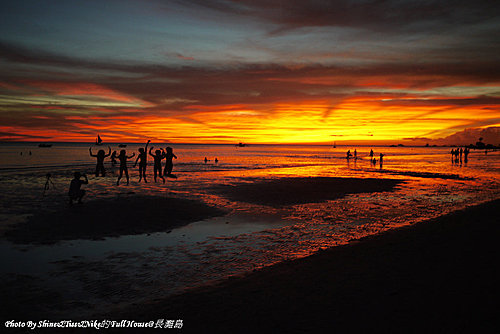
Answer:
xmin=1 ymin=142 xmax=499 ymax=317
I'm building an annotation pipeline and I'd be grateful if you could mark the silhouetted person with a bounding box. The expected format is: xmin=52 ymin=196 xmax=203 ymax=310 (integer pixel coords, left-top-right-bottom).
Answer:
xmin=149 ymin=147 xmax=165 ymax=183
xmin=459 ymin=148 xmax=463 ymax=160
xmin=111 ymin=151 xmax=117 ymax=166
xmin=134 ymin=140 xmax=150 ymax=183
xmin=346 ymin=150 xmax=352 ymax=159
xmin=369 ymin=149 xmax=374 ymax=158
xmin=164 ymin=146 xmax=177 ymax=177
xmin=68 ymin=172 xmax=88 ymax=205
xmin=204 ymin=157 xmax=208 ymax=163
xmin=117 ymin=149 xmax=135 ymax=185
xmin=354 ymin=149 xmax=357 ymax=160
xmin=379 ymin=153 xmax=384 ymax=169
xmin=464 ymin=147 xmax=470 ymax=163
xmin=43 ymin=173 xmax=55 ymax=196
xmin=215 ymin=157 xmax=218 ymax=163
xmin=89 ymin=146 xmax=111 ymax=177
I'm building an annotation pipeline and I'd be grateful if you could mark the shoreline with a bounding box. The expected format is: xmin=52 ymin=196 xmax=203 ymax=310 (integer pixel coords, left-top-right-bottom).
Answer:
xmin=109 ymin=198 xmax=500 ymax=333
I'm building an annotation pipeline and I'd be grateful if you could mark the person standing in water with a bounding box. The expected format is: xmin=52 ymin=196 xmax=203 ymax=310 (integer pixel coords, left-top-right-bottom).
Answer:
xmin=354 ymin=149 xmax=357 ymax=160
xmin=134 ymin=140 xmax=150 ymax=183
xmin=116 ymin=150 xmax=135 ymax=185
xmin=164 ymin=146 xmax=177 ymax=177
xmin=89 ymin=146 xmax=111 ymax=177
xmin=68 ymin=172 xmax=88 ymax=205
xmin=149 ymin=147 xmax=166 ymax=183
xmin=379 ymin=153 xmax=385 ymax=169
xmin=370 ymin=149 xmax=374 ymax=158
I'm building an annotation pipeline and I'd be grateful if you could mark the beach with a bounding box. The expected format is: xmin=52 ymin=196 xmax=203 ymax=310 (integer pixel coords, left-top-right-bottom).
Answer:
xmin=3 ymin=0 xmax=500 ymax=331
xmin=112 ymin=199 xmax=500 ymax=333
xmin=0 ymin=144 xmax=499 ymax=330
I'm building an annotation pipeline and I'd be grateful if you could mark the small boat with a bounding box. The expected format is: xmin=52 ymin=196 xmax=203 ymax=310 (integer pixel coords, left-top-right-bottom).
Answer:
xmin=38 ymin=143 xmax=52 ymax=147
xmin=95 ymin=134 xmax=103 ymax=145
xmin=118 ymin=144 xmax=127 ymax=148
xmin=236 ymin=142 xmax=247 ymax=147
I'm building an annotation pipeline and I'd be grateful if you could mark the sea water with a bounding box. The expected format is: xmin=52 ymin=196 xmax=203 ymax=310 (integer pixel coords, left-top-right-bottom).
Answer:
xmin=0 ymin=143 xmax=499 ymax=317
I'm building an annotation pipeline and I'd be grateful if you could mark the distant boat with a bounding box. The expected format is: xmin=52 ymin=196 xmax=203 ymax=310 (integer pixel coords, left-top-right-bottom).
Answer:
xmin=236 ymin=142 xmax=247 ymax=147
xmin=118 ymin=144 xmax=127 ymax=148
xmin=38 ymin=143 xmax=52 ymax=147
xmin=95 ymin=134 xmax=103 ymax=145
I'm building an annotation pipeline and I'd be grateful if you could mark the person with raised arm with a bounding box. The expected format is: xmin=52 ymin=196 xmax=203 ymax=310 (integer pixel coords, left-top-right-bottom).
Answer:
xmin=116 ymin=150 xmax=135 ymax=185
xmin=89 ymin=146 xmax=111 ymax=177
xmin=149 ymin=146 xmax=166 ymax=183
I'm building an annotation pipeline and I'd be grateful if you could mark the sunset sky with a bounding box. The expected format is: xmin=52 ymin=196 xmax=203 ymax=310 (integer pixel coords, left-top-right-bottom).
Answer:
xmin=1 ymin=0 xmax=499 ymax=144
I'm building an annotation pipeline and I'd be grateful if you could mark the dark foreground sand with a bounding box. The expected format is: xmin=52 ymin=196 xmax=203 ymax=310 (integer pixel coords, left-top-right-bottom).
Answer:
xmin=5 ymin=196 xmax=226 ymax=244
xmin=212 ymin=177 xmax=401 ymax=206
xmin=112 ymin=199 xmax=499 ymax=333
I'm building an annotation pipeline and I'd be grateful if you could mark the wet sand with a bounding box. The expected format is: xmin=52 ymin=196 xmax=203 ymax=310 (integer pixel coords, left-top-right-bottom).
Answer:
xmin=212 ymin=177 xmax=402 ymax=207
xmin=112 ymin=199 xmax=500 ymax=333
xmin=1 ymin=177 xmax=497 ymax=332
xmin=4 ymin=196 xmax=226 ymax=244
xmin=4 ymin=177 xmax=402 ymax=244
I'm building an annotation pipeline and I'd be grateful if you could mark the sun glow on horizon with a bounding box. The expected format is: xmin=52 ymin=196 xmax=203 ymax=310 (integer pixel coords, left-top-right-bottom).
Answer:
xmin=2 ymin=92 xmax=498 ymax=145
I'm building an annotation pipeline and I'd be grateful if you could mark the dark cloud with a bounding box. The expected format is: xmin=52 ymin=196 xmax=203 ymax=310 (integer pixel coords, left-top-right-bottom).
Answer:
xmin=0 ymin=131 xmax=50 ymax=140
xmin=173 ymin=0 xmax=500 ymax=32
xmin=2 ymin=39 xmax=500 ymax=142
xmin=3 ymin=40 xmax=500 ymax=95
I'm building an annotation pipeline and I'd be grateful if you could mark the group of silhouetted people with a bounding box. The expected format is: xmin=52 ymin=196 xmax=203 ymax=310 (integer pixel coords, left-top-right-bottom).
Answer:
xmin=451 ymin=147 xmax=470 ymax=164
xmin=65 ymin=143 xmax=482 ymax=206
xmin=346 ymin=149 xmax=357 ymax=160
xmin=346 ymin=148 xmax=384 ymax=168
xmin=370 ymin=149 xmax=384 ymax=168
xmin=204 ymin=157 xmax=218 ymax=163
xmin=88 ymin=140 xmax=177 ymax=186
xmin=68 ymin=141 xmax=178 ymax=204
